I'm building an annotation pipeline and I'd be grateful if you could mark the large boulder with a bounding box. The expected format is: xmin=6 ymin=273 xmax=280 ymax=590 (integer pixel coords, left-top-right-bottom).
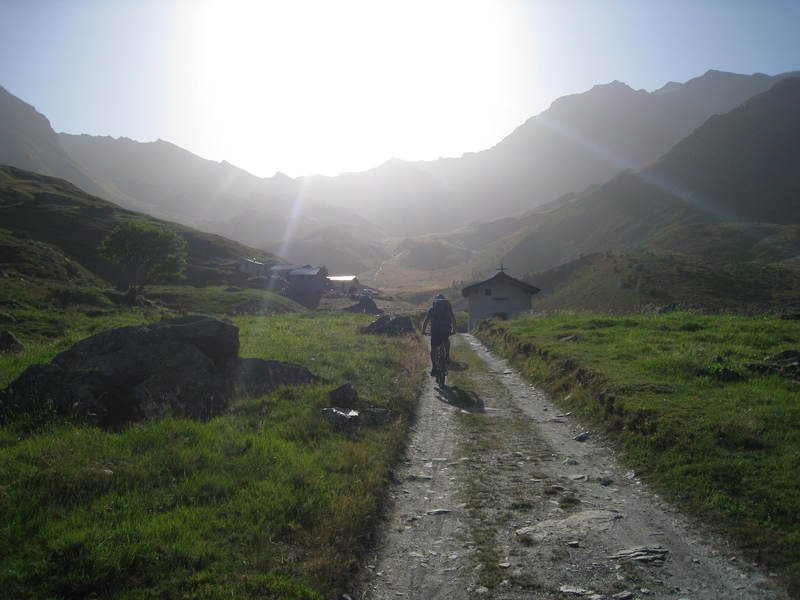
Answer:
xmin=0 ymin=315 xmax=318 ymax=429
xmin=0 ymin=329 xmax=24 ymax=354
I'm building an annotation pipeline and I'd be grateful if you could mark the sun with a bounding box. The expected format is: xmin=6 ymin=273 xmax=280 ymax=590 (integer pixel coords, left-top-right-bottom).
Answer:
xmin=179 ymin=0 xmax=526 ymax=177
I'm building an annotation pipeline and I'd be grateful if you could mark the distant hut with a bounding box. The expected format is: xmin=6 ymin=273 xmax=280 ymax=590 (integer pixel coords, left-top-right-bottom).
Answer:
xmin=327 ymin=275 xmax=362 ymax=295
xmin=461 ymin=266 xmax=540 ymax=330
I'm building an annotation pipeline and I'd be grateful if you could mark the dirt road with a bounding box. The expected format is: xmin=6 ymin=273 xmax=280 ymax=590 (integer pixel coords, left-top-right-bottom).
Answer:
xmin=351 ymin=334 xmax=787 ymax=600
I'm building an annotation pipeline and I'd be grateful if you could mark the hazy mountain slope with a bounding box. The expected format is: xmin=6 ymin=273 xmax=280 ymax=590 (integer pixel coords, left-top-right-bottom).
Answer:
xmin=0 ymin=85 xmax=109 ymax=199
xmin=266 ymin=225 xmax=391 ymax=275
xmin=59 ymin=133 xmax=375 ymax=249
xmin=303 ymin=70 xmax=799 ymax=236
xmin=0 ymin=165 xmax=277 ymax=287
xmin=501 ymin=77 xmax=800 ymax=275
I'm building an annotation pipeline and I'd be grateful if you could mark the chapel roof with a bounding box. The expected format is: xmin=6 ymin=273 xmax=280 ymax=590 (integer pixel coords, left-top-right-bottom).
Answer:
xmin=461 ymin=271 xmax=541 ymax=297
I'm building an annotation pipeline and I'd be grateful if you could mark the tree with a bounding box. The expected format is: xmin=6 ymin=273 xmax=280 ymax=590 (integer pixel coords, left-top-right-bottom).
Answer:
xmin=100 ymin=221 xmax=187 ymax=298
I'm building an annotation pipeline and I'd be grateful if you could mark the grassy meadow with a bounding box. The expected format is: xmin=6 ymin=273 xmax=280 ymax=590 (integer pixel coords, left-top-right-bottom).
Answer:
xmin=476 ymin=312 xmax=800 ymax=588
xmin=0 ymin=310 xmax=425 ymax=599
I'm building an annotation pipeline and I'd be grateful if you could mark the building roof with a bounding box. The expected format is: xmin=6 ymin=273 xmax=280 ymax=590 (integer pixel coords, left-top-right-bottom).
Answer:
xmin=461 ymin=271 xmax=541 ymax=297
xmin=289 ymin=266 xmax=323 ymax=277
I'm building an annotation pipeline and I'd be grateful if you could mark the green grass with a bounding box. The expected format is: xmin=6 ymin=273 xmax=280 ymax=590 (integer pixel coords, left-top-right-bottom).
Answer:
xmin=148 ymin=285 xmax=304 ymax=316
xmin=476 ymin=312 xmax=800 ymax=588
xmin=0 ymin=312 xmax=426 ymax=599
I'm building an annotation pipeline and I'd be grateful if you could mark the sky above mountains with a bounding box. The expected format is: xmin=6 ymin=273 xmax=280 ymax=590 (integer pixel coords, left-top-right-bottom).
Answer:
xmin=1 ymin=0 xmax=798 ymax=179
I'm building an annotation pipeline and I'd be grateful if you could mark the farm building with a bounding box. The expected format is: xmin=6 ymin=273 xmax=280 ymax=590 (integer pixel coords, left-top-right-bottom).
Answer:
xmin=268 ymin=264 xmax=329 ymax=294
xmin=327 ymin=275 xmax=362 ymax=294
xmin=461 ymin=268 xmax=540 ymax=330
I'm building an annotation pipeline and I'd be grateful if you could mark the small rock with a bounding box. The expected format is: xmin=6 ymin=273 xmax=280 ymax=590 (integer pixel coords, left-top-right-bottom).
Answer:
xmin=559 ymin=585 xmax=590 ymax=595
xmin=612 ymin=592 xmax=634 ymax=600
xmin=322 ymin=407 xmax=359 ymax=429
xmin=610 ymin=546 xmax=668 ymax=563
xmin=475 ymin=586 xmax=489 ymax=594
xmin=573 ymin=431 xmax=591 ymax=442
xmin=498 ymin=562 xmax=511 ymax=568
xmin=567 ymin=540 xmax=580 ymax=547
xmin=0 ymin=328 xmax=24 ymax=354
xmin=426 ymin=508 xmax=451 ymax=515
xmin=407 ymin=474 xmax=433 ymax=481
xmin=551 ymin=484 xmax=566 ymax=491
xmin=563 ymin=458 xmax=579 ymax=465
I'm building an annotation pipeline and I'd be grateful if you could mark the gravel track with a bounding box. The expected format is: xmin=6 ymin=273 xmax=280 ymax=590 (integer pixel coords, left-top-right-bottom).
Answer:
xmin=351 ymin=334 xmax=787 ymax=600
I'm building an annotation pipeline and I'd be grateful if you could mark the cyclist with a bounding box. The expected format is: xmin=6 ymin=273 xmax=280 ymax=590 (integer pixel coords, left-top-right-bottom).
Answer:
xmin=421 ymin=294 xmax=457 ymax=376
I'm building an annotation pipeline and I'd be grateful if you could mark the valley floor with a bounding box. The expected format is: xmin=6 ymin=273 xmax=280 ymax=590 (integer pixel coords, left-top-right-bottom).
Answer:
xmin=352 ymin=335 xmax=787 ymax=600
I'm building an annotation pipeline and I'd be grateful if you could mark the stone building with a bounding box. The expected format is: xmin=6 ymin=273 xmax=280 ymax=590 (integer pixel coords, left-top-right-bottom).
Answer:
xmin=461 ymin=268 xmax=540 ymax=330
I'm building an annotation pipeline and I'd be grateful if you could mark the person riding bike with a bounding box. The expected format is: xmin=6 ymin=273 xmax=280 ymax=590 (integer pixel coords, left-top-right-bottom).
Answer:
xmin=421 ymin=294 xmax=457 ymax=377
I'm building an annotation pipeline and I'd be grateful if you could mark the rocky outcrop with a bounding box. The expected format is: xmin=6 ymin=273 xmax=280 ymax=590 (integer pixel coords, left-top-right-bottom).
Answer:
xmin=360 ymin=315 xmax=415 ymax=336
xmin=0 ymin=328 xmax=24 ymax=353
xmin=0 ymin=315 xmax=318 ymax=429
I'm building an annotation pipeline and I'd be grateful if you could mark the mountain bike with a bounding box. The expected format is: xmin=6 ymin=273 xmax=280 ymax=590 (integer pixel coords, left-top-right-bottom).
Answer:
xmin=431 ymin=342 xmax=449 ymax=388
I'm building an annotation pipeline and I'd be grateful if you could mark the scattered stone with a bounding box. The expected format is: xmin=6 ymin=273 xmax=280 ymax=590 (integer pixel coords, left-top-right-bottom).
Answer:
xmin=563 ymin=458 xmax=579 ymax=465
xmin=567 ymin=540 xmax=580 ymax=547
xmin=570 ymin=474 xmax=588 ymax=481
xmin=0 ymin=313 xmax=16 ymax=324
xmin=329 ymin=383 xmax=363 ymax=409
xmin=0 ymin=328 xmax=24 ymax=354
xmin=610 ymin=546 xmax=668 ymax=563
xmin=559 ymin=585 xmax=590 ymax=595
xmin=551 ymin=484 xmax=566 ymax=491
xmin=474 ymin=587 xmax=489 ymax=594
xmin=360 ymin=315 xmax=414 ymax=335
xmin=558 ymin=334 xmax=580 ymax=342
xmin=624 ymin=471 xmax=636 ymax=479
xmin=598 ymin=476 xmax=614 ymax=486
xmin=573 ymin=431 xmax=591 ymax=442
xmin=407 ymin=474 xmax=433 ymax=481
xmin=557 ymin=412 xmax=572 ymax=417
xmin=321 ymin=407 xmax=359 ymax=430
xmin=426 ymin=508 xmax=451 ymax=515
xmin=612 ymin=592 xmax=634 ymax=600
xmin=344 ymin=294 xmax=384 ymax=315
xmin=497 ymin=562 xmax=511 ymax=568
xmin=362 ymin=406 xmax=395 ymax=426
xmin=515 ymin=510 xmax=621 ymax=542
xmin=0 ymin=315 xmax=318 ymax=428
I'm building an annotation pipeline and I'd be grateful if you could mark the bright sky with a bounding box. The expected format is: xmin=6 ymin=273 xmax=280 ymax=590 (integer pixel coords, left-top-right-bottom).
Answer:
xmin=1 ymin=0 xmax=798 ymax=178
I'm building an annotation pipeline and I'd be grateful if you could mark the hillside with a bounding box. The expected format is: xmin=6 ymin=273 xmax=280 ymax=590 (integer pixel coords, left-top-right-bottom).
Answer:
xmin=0 ymin=165 xmax=278 ymax=288
xmin=266 ymin=224 xmax=390 ymax=275
xmin=525 ymin=252 xmax=800 ymax=313
xmin=0 ymin=85 xmax=107 ymax=199
xmin=57 ymin=133 xmax=376 ymax=249
xmin=501 ymin=77 xmax=800 ymax=276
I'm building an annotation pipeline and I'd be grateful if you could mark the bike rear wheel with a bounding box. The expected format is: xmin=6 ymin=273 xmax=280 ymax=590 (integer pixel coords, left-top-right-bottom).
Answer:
xmin=432 ymin=343 xmax=447 ymax=388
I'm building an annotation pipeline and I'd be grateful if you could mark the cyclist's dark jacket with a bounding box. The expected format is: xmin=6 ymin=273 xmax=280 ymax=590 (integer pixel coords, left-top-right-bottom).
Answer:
xmin=427 ymin=303 xmax=452 ymax=348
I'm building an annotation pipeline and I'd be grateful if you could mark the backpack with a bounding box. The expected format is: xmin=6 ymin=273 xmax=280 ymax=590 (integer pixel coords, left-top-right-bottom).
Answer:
xmin=431 ymin=298 xmax=451 ymax=320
